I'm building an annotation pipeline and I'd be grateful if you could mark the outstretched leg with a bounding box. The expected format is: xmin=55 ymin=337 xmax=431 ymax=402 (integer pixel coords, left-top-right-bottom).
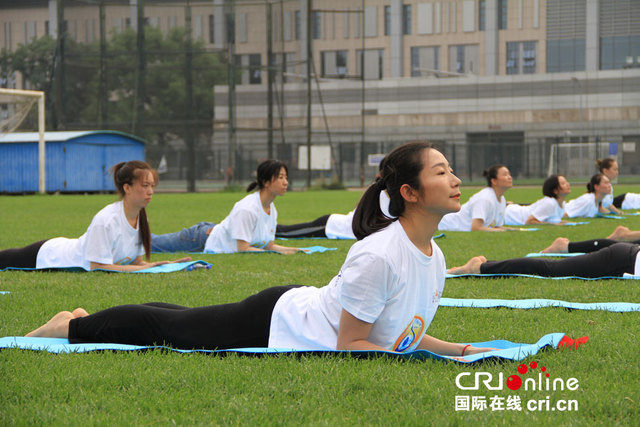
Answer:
xmin=275 ymin=215 xmax=330 ymax=238
xmin=151 ymin=222 xmax=214 ymax=253
xmin=447 ymin=256 xmax=487 ymax=275
xmin=26 ymin=308 xmax=88 ymax=337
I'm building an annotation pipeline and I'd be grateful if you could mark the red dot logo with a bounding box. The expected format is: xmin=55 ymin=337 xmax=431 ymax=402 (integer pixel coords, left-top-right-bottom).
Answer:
xmin=517 ymin=364 xmax=528 ymax=374
xmin=529 ymin=361 xmax=538 ymax=369
xmin=507 ymin=375 xmax=522 ymax=390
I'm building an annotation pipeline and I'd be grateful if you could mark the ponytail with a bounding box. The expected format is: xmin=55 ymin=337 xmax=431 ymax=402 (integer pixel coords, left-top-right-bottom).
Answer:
xmin=139 ymin=208 xmax=151 ymax=261
xmin=586 ymin=173 xmax=604 ymax=193
xmin=246 ymin=181 xmax=258 ymax=192
xmin=596 ymin=158 xmax=615 ymax=173
xmin=352 ymin=180 xmax=393 ymax=240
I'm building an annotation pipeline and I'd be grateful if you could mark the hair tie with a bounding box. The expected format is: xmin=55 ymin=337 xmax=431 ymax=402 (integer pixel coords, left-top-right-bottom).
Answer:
xmin=376 ymin=179 xmax=386 ymax=191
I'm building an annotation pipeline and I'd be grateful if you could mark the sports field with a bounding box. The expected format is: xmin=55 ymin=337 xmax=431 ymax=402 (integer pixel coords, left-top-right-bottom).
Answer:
xmin=1 ymin=186 xmax=639 ymax=424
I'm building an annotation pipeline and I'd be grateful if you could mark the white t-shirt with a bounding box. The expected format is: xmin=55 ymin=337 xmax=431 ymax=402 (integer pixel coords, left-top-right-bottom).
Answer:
xmin=438 ymin=187 xmax=506 ymax=231
xmin=36 ymin=201 xmax=144 ymax=270
xmin=268 ymin=220 xmax=446 ymax=351
xmin=565 ymin=193 xmax=599 ymax=218
xmin=505 ymin=197 xmax=566 ymax=225
xmin=204 ymin=192 xmax=277 ymax=253
xmin=325 ymin=191 xmax=392 ymax=240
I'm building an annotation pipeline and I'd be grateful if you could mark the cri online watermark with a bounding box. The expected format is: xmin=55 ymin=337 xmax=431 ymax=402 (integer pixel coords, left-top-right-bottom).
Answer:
xmin=454 ymin=361 xmax=579 ymax=412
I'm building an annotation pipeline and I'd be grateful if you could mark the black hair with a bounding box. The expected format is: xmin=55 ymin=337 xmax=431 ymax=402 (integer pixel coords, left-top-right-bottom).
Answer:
xmin=586 ymin=173 xmax=605 ymax=193
xmin=483 ymin=164 xmax=506 ymax=187
xmin=246 ymin=159 xmax=288 ymax=192
xmin=352 ymin=141 xmax=432 ymax=240
xmin=110 ymin=160 xmax=158 ymax=261
xmin=596 ymin=158 xmax=616 ymax=172
xmin=542 ymin=174 xmax=564 ymax=199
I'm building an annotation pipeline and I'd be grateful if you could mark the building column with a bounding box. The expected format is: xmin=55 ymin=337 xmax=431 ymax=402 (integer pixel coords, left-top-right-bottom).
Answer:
xmin=585 ymin=0 xmax=599 ymax=71
xmin=390 ymin=0 xmax=403 ymax=77
xmin=213 ymin=0 xmax=226 ymax=49
xmin=48 ymin=0 xmax=57 ymax=38
xmin=484 ymin=0 xmax=498 ymax=75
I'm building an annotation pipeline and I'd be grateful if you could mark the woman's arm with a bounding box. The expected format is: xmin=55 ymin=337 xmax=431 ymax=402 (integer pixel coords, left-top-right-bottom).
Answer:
xmin=418 ymin=334 xmax=495 ymax=356
xmin=471 ymin=218 xmax=507 ymax=231
xmin=236 ymin=239 xmax=269 ymax=253
xmin=264 ymin=241 xmax=301 ymax=255
xmin=336 ymin=309 xmax=390 ymax=351
xmin=90 ymin=256 xmax=191 ymax=272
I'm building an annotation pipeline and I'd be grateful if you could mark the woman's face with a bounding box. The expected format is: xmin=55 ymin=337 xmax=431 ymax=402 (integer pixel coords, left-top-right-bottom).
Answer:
xmin=492 ymin=167 xmax=513 ymax=190
xmin=124 ymin=170 xmax=156 ymax=209
xmin=603 ymin=161 xmax=619 ymax=180
xmin=595 ymin=175 xmax=612 ymax=196
xmin=265 ymin=167 xmax=288 ymax=197
xmin=413 ymin=149 xmax=462 ymax=217
xmin=556 ymin=176 xmax=571 ymax=196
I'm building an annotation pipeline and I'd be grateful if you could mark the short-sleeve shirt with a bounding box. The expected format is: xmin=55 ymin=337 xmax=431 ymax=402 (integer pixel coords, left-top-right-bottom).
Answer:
xmin=36 ymin=200 xmax=144 ymax=270
xmin=268 ymin=220 xmax=446 ymax=351
xmin=601 ymin=184 xmax=614 ymax=209
xmin=438 ymin=187 xmax=506 ymax=231
xmin=204 ymin=192 xmax=277 ymax=253
xmin=505 ymin=197 xmax=566 ymax=225
xmin=565 ymin=193 xmax=599 ymax=218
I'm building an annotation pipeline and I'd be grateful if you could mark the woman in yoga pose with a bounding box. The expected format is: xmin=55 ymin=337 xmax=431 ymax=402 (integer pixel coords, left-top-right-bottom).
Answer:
xmin=26 ymin=142 xmax=494 ymax=356
xmin=0 ymin=161 xmax=188 ymax=272
xmin=597 ymin=157 xmax=640 ymax=212
xmin=564 ymin=173 xmax=612 ymax=218
xmin=152 ymin=159 xmax=301 ymax=254
xmin=504 ymin=174 xmax=571 ymax=226
xmin=448 ymin=237 xmax=640 ymax=278
xmin=438 ymin=164 xmax=514 ymax=232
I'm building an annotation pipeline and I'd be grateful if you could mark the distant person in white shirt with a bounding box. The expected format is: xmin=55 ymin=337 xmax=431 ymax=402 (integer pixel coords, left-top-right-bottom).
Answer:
xmin=438 ymin=164 xmax=515 ymax=232
xmin=26 ymin=142 xmax=495 ymax=358
xmin=0 ymin=161 xmax=188 ymax=272
xmin=565 ymin=174 xmax=612 ymax=218
xmin=598 ymin=157 xmax=640 ymax=212
xmin=152 ymin=160 xmax=302 ymax=254
xmin=505 ymin=174 xmax=571 ymax=226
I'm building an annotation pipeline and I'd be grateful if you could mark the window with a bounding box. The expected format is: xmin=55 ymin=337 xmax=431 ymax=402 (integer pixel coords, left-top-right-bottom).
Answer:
xmin=384 ymin=6 xmax=391 ymax=36
xmin=403 ymin=5 xmax=411 ymax=35
xmin=448 ymin=44 xmax=479 ymax=74
xmin=249 ymin=54 xmax=261 ymax=84
xmin=522 ymin=41 xmax=536 ymax=73
xmin=506 ymin=42 xmax=519 ymax=74
xmin=357 ymin=49 xmax=384 ymax=80
xmin=208 ymin=15 xmax=214 ymax=43
xmin=479 ymin=0 xmax=485 ymax=31
xmin=311 ymin=11 xmax=321 ymax=39
xmin=321 ymin=50 xmax=348 ymax=78
xmin=547 ymin=39 xmax=585 ymax=72
xmin=45 ymin=21 xmax=49 ymax=36
xmin=411 ymin=46 xmax=440 ymax=77
xmin=295 ymin=10 xmax=301 ymax=40
xmin=600 ymin=36 xmax=640 ymax=69
xmin=498 ymin=0 xmax=507 ymax=29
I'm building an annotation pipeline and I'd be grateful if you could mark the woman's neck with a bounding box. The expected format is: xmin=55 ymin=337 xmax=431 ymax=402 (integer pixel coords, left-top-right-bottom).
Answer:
xmin=259 ymin=188 xmax=276 ymax=213
xmin=121 ymin=198 xmax=140 ymax=228
xmin=492 ymin=186 xmax=505 ymax=200
xmin=398 ymin=210 xmax=438 ymax=256
xmin=556 ymin=194 xmax=567 ymax=205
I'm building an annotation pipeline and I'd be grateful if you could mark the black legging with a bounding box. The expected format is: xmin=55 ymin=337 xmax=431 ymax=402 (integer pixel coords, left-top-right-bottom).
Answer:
xmin=275 ymin=215 xmax=330 ymax=238
xmin=568 ymin=238 xmax=640 ymax=253
xmin=0 ymin=240 xmax=47 ymax=269
xmin=613 ymin=193 xmax=626 ymax=209
xmin=481 ymin=242 xmax=640 ymax=278
xmin=68 ymin=285 xmax=302 ymax=349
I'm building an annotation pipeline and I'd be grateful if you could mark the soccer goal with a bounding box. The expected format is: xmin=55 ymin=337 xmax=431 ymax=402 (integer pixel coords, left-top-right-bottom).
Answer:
xmin=0 ymin=88 xmax=46 ymax=193
xmin=547 ymin=142 xmax=611 ymax=178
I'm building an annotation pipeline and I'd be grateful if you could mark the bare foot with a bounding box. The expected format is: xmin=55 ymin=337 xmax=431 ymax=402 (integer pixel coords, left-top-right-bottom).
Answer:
xmin=25 ymin=311 xmax=75 ymax=338
xmin=541 ymin=237 xmax=570 ymax=254
xmin=72 ymin=307 xmax=90 ymax=318
xmin=607 ymin=225 xmax=629 ymax=241
xmin=447 ymin=256 xmax=487 ymax=275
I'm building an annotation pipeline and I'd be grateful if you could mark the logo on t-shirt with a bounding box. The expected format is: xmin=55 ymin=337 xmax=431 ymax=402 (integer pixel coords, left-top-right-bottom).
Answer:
xmin=393 ymin=316 xmax=425 ymax=352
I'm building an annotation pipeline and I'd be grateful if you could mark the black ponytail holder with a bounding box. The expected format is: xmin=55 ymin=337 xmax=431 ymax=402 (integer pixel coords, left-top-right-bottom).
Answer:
xmin=376 ymin=178 xmax=386 ymax=191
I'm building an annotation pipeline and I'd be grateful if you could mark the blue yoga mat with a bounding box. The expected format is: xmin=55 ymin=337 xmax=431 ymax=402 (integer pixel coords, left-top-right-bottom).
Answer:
xmin=278 ymin=233 xmax=446 ymax=241
xmin=446 ymin=272 xmax=640 ymax=280
xmin=525 ymin=252 xmax=584 ymax=258
xmin=0 ymin=291 xmax=9 ymax=295
xmin=596 ymin=214 xmax=625 ymax=219
xmin=439 ymin=298 xmax=640 ymax=312
xmin=202 ymin=246 xmax=336 ymax=255
xmin=564 ymin=221 xmax=590 ymax=226
xmin=0 ymin=260 xmax=212 ymax=273
xmin=0 ymin=333 xmax=569 ymax=364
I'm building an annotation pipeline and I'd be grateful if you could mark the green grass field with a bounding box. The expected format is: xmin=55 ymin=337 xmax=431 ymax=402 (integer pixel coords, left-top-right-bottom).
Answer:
xmin=1 ymin=186 xmax=640 ymax=424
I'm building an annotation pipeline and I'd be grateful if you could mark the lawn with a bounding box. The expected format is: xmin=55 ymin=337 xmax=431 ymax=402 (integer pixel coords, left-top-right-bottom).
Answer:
xmin=1 ymin=186 xmax=639 ymax=425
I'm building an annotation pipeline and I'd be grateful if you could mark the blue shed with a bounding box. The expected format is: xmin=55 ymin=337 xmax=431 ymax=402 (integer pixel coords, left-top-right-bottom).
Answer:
xmin=0 ymin=130 xmax=146 ymax=193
